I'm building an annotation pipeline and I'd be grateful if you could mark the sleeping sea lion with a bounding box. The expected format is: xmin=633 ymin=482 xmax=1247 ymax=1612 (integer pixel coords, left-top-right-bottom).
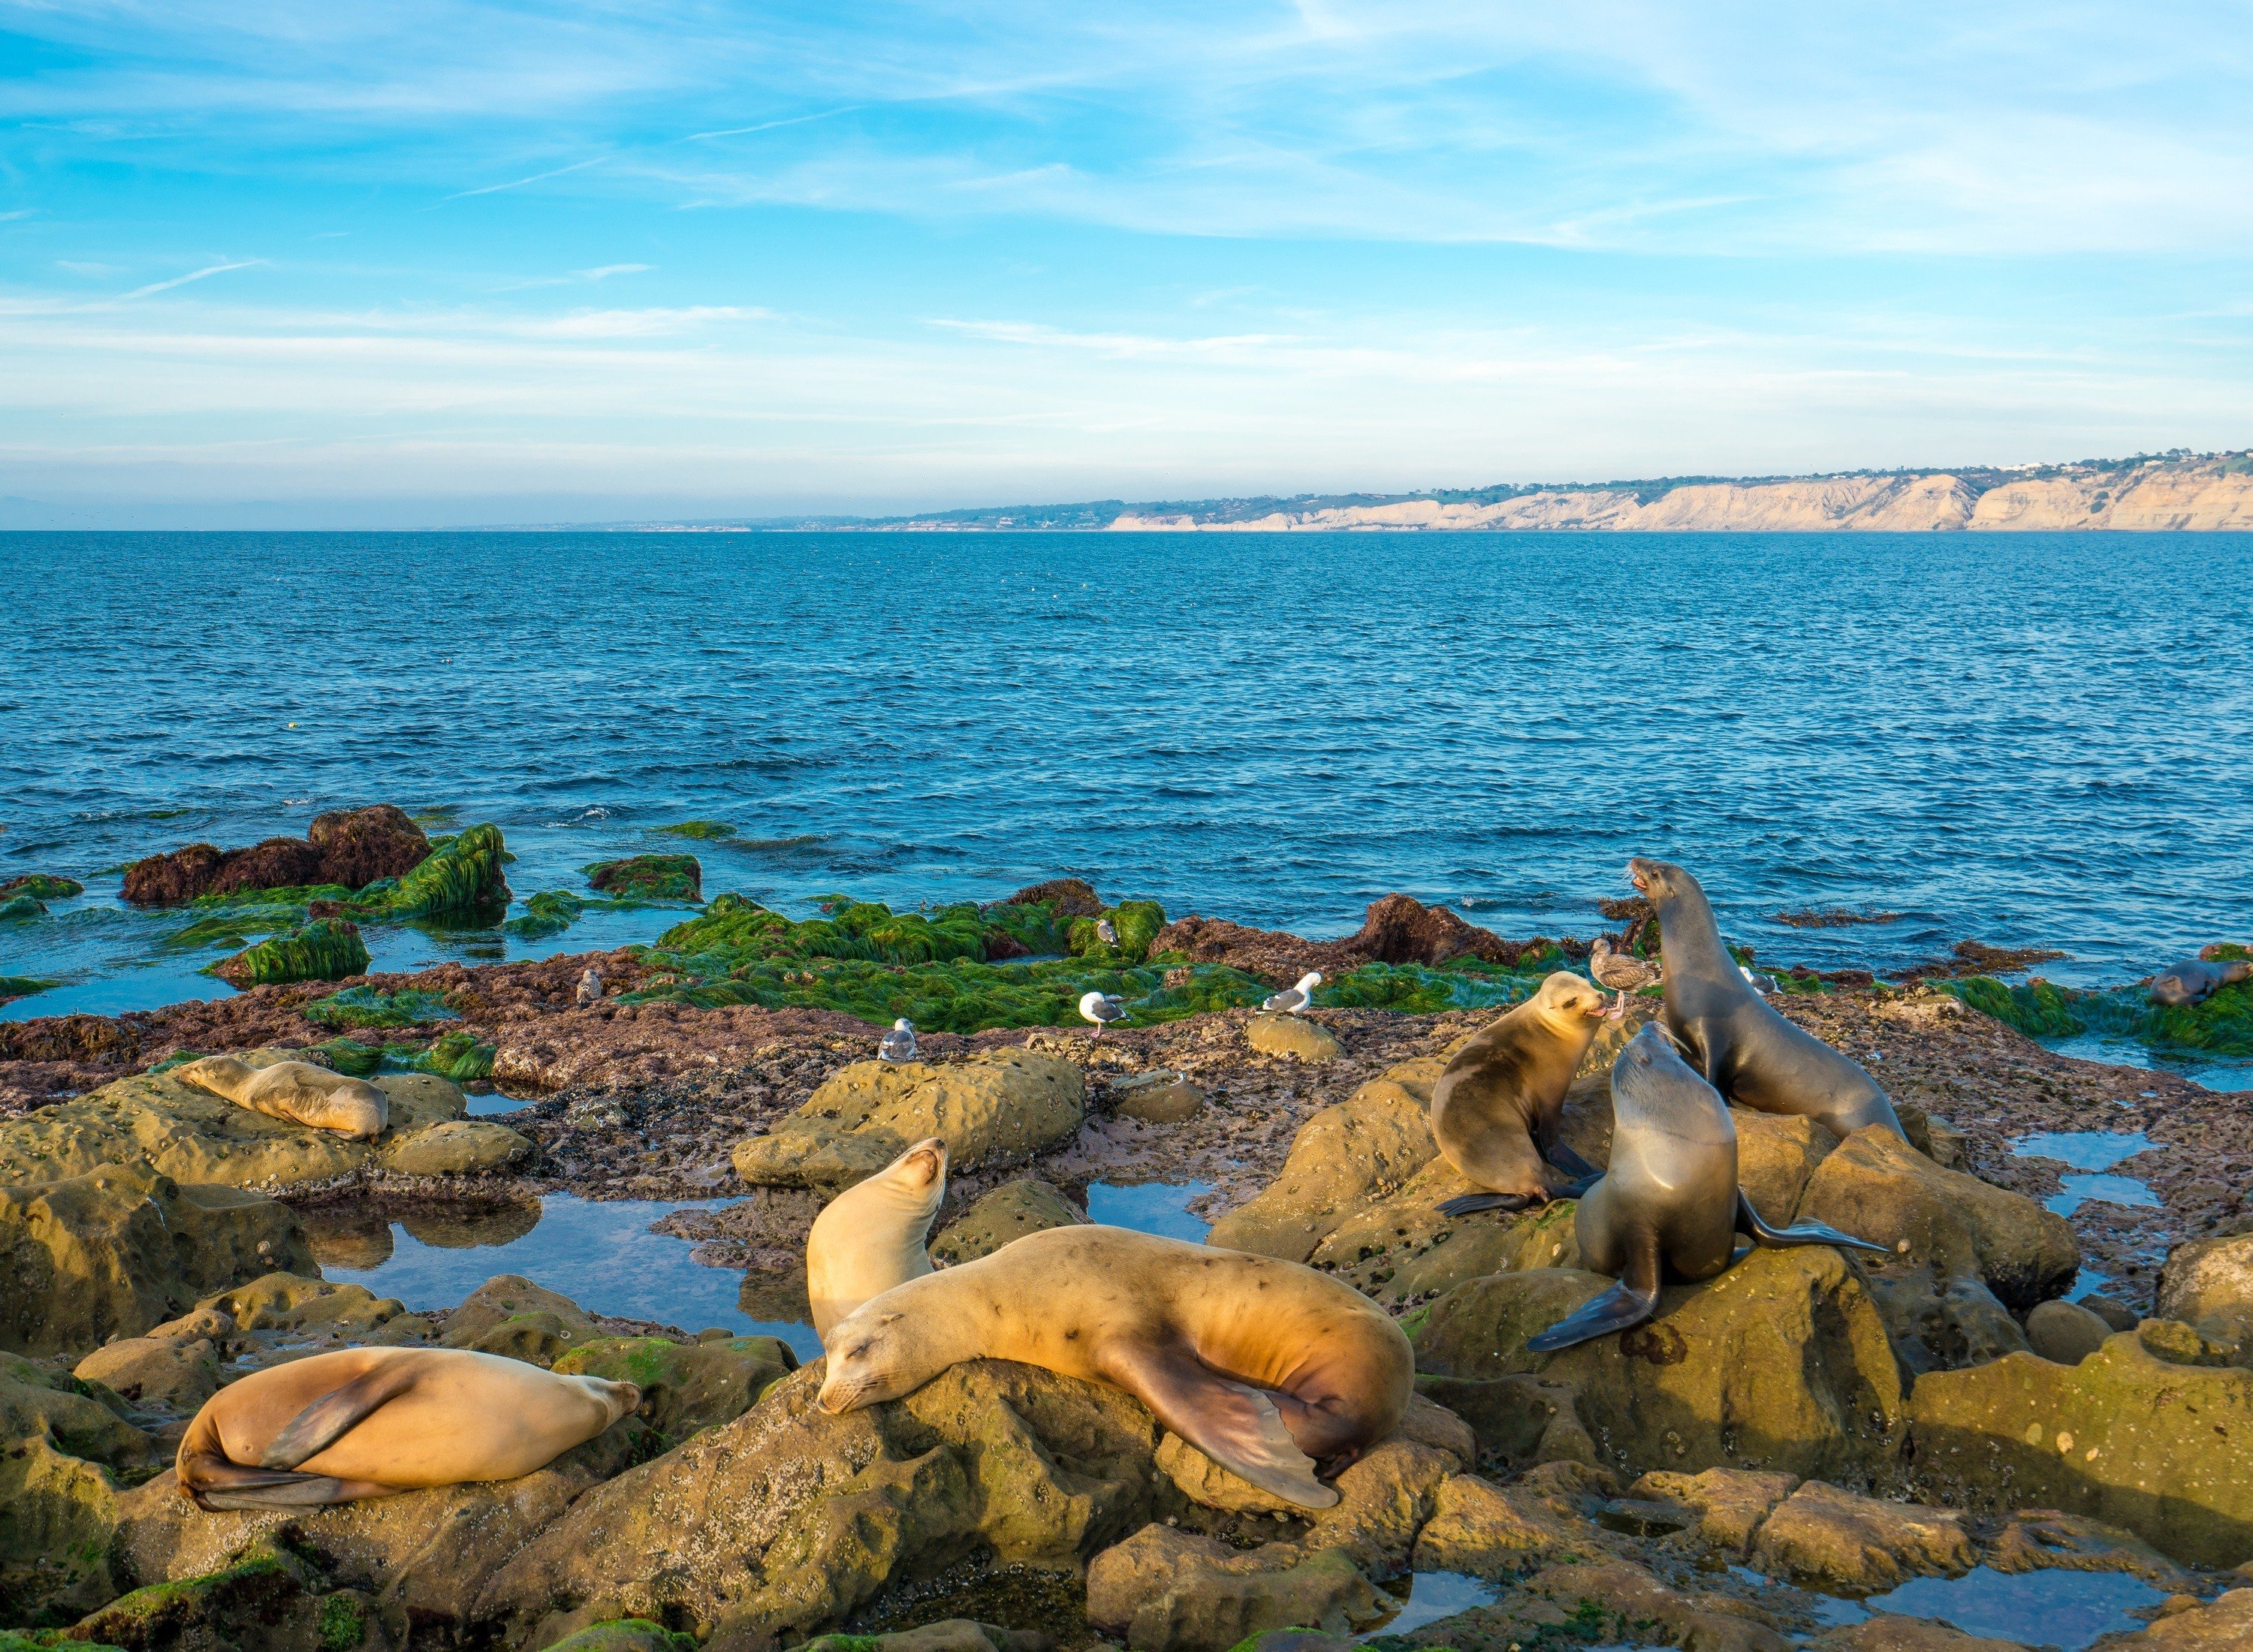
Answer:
xmin=819 ymin=1224 xmax=1412 ymax=1509
xmin=1526 ymin=1023 xmax=1889 ymax=1352
xmin=176 ymin=1057 xmax=389 ymax=1138
xmin=1627 ymin=858 xmax=1902 ymax=1140
xmin=176 ymin=1346 xmax=638 ymax=1509
xmin=2149 ymin=957 xmax=2251 ymax=1007
xmin=1430 ymin=971 xmax=1613 ymax=1217
xmin=806 ymin=1136 xmax=946 ymax=1343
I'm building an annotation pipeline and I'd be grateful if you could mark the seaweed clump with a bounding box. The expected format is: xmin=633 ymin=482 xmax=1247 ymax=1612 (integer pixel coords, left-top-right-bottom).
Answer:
xmin=1317 ymin=958 xmax=1559 ymax=1013
xmin=1938 ymin=972 xmax=2253 ymax=1057
xmin=505 ymin=890 xmax=586 ymax=939
xmin=0 ymin=976 xmax=56 ymax=1004
xmin=0 ymin=875 xmax=82 ymax=901
xmin=206 ymin=918 xmax=370 ymax=987
xmin=303 ymin=986 xmax=460 ymax=1029
xmin=307 ymin=1028 xmax=494 ymax=1081
xmin=652 ymin=820 xmax=736 ymax=840
xmin=1067 ymin=899 xmax=1168 ymax=965
xmin=653 ymin=893 xmax=991 ymax=969
xmin=369 ymin=823 xmax=511 ymax=918
xmin=586 ymin=855 xmax=701 ymax=901
xmin=0 ymin=894 xmax=45 ymax=922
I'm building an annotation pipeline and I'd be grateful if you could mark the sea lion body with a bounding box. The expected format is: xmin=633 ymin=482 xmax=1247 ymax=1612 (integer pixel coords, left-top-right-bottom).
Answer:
xmin=2150 ymin=959 xmax=2252 ymax=1007
xmin=819 ymin=1225 xmax=1413 ymax=1509
xmin=177 ymin=1057 xmax=389 ymax=1139
xmin=1628 ymin=858 xmax=1902 ymax=1141
xmin=1528 ymin=1023 xmax=1887 ymax=1352
xmin=176 ymin=1346 xmax=638 ymax=1509
xmin=806 ymin=1136 xmax=946 ymax=1343
xmin=1429 ymin=972 xmax=1612 ymax=1216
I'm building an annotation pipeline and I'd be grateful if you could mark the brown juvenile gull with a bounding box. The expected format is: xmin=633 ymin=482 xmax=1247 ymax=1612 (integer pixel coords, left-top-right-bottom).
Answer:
xmin=1588 ymin=936 xmax=1659 ymax=1014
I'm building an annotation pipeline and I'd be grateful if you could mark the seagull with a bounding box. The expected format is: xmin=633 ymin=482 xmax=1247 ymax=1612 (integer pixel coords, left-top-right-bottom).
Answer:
xmin=1078 ymin=990 xmax=1127 ymax=1040
xmin=1262 ymin=970 xmax=1323 ymax=1014
xmin=1740 ymin=964 xmax=1781 ymax=994
xmin=1096 ymin=917 xmax=1118 ymax=946
xmin=1588 ymin=937 xmax=1659 ymax=1014
xmin=879 ymin=1017 xmax=917 ymax=1062
xmin=575 ymin=967 xmax=602 ymax=1006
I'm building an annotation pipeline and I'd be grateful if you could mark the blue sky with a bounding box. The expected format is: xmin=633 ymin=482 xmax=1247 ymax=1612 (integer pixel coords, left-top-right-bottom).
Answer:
xmin=2 ymin=2 xmax=2250 ymax=524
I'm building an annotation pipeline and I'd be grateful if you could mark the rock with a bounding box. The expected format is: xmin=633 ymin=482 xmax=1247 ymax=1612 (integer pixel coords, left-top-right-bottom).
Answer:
xmin=1983 ymin=1509 xmax=2199 ymax=1591
xmin=734 ymin=1052 xmax=1086 ymax=1192
xmin=930 ymin=1179 xmax=1087 ymax=1264
xmin=1793 ymin=1124 xmax=2074 ymax=1372
xmin=1392 ymin=1391 xmax=1479 ymax=1466
xmin=72 ymin=1336 xmax=222 ymax=1415
xmin=1748 ymin=1482 xmax=1976 ymax=1593
xmin=1111 ymin=1071 xmax=1206 ymax=1124
xmin=791 ymin=1626 xmax=1046 ymax=1652
xmin=1435 ymin=1557 xmax=1792 ymax=1652
xmin=210 ymin=917 xmax=371 ymax=987
xmin=0 ymin=1167 xmax=315 ymax=1356
xmin=553 ymin=1335 xmax=798 ymax=1440
xmin=1908 ymin=1337 xmax=2253 ymax=1567
xmin=541 ymin=1623 xmax=697 ymax=1652
xmin=2156 ymin=1231 xmax=2253 ymax=1347
xmin=1155 ymin=1432 xmax=1304 ymax=1515
xmin=439 ymin=1276 xmax=603 ymax=1367
xmin=1205 ymin=1057 xmax=1444 ymax=1262
xmin=308 ymin=806 xmax=432 ymax=890
xmin=379 ymin=1119 xmax=533 ymax=1177
xmin=585 ymin=855 xmax=701 ymax=900
xmin=473 ymin=1361 xmax=1165 ymax=1649
xmin=2083 ymin=1295 xmax=2140 ymax=1332
xmin=2028 ymin=1300 xmax=2115 ymax=1365
xmin=1808 ymin=1619 xmax=2024 ymax=1651
xmin=0 ymin=1052 xmax=467 ymax=1194
xmin=160 ymin=1273 xmax=424 ymax=1355
xmin=2106 ymin=1588 xmax=2253 ymax=1648
xmin=1410 ymin=1247 xmax=1908 ymax=1485
xmin=1409 ymin=1465 xmax=1615 ymax=1578
xmin=1626 ymin=1467 xmax=1800 ymax=1554
xmin=1307 ymin=1170 xmax=1582 ymax=1307
xmin=1735 ymin=1109 xmax=1838 ymax=1223
xmin=1243 ymin=1015 xmax=1343 ymax=1062
xmin=1340 ymin=894 xmax=1523 ymax=968
xmin=1084 ymin=1526 xmax=1389 ymax=1652
xmin=1000 ymin=878 xmax=1105 ymax=918
xmin=0 ymin=1352 xmax=164 ymax=1619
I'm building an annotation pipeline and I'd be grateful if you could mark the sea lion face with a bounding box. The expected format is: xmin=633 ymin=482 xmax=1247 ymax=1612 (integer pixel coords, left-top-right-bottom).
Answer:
xmin=175 ymin=1056 xmax=253 ymax=1096
xmin=817 ymin=1310 xmax=911 ymax=1413
xmin=568 ymin=1373 xmax=644 ymax=1424
xmin=1626 ymin=858 xmax=1693 ymax=901
xmin=876 ymin=1136 xmax=948 ymax=1216
xmin=1534 ymin=972 xmax=1610 ymax=1021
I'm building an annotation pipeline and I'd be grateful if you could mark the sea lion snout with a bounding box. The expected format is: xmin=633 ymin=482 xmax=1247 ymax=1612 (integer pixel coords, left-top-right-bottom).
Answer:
xmin=901 ymin=1137 xmax=947 ymax=1185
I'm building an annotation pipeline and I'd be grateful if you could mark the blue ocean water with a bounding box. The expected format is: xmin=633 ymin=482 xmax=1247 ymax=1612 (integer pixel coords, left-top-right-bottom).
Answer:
xmin=2 ymin=529 xmax=2249 ymax=1020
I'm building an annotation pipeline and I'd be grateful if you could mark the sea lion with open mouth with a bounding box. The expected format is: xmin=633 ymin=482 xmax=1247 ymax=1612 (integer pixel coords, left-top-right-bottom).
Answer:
xmin=176 ymin=1347 xmax=639 ymax=1509
xmin=806 ymin=1135 xmax=948 ymax=1343
xmin=1627 ymin=858 xmax=1904 ymax=1141
xmin=1526 ymin=1022 xmax=1889 ymax=1352
xmin=817 ymin=1225 xmax=1413 ymax=1509
xmin=1430 ymin=971 xmax=1615 ymax=1217
xmin=176 ymin=1056 xmax=390 ymax=1139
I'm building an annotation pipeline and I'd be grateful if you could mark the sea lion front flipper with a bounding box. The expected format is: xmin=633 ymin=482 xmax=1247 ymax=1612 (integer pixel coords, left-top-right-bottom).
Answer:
xmin=1099 ymin=1340 xmax=1337 ymax=1509
xmin=1735 ymin=1189 xmax=1890 ymax=1256
xmin=258 ymin=1361 xmax=422 ymax=1470
xmin=1525 ymin=1234 xmax=1661 ymax=1352
xmin=181 ymin=1455 xmax=394 ymax=1509
xmin=1436 ymin=1192 xmax=1535 ymax=1217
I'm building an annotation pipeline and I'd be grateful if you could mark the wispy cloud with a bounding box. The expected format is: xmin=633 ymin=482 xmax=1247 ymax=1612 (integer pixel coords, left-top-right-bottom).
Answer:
xmin=446 ymin=155 xmax=611 ymax=200
xmin=111 ymin=261 xmax=265 ymax=302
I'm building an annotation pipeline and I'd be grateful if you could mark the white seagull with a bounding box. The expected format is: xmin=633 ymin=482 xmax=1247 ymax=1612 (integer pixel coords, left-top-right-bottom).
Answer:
xmin=1096 ymin=916 xmax=1119 ymax=946
xmin=879 ymin=1017 xmax=918 ymax=1062
xmin=1078 ymin=990 xmax=1127 ymax=1039
xmin=1262 ymin=970 xmax=1323 ymax=1014
xmin=575 ymin=967 xmax=603 ymax=1007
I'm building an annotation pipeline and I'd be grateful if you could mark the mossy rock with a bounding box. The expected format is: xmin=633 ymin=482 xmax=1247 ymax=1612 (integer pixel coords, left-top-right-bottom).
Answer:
xmin=652 ymin=821 xmax=735 ymax=842
xmin=0 ymin=894 xmax=47 ymax=921
xmin=505 ymin=890 xmax=587 ymax=939
xmin=0 ymin=976 xmax=56 ymax=1003
xmin=553 ymin=1335 xmax=798 ymax=1440
xmin=0 ymin=1354 xmax=165 ymax=1620
xmin=1938 ymin=975 xmax=2087 ymax=1038
xmin=0 ymin=874 xmax=83 ymax=901
xmin=379 ymin=1120 xmax=530 ymax=1177
xmin=409 ymin=1029 xmax=496 ymax=1083
xmin=1068 ymin=899 xmax=1168 ymax=965
xmin=364 ymin=822 xmax=508 ymax=918
xmin=1941 ymin=972 xmax=2253 ymax=1058
xmin=1318 ymin=960 xmax=1555 ymax=1014
xmin=207 ymin=917 xmax=369 ymax=987
xmin=304 ymin=987 xmax=459 ymax=1030
xmin=585 ymin=855 xmax=701 ymax=902
xmin=540 ymin=1621 xmax=698 ymax=1652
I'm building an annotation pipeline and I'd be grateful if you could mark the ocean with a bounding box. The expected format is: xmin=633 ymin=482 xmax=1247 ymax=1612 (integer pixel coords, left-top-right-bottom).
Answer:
xmin=2 ymin=529 xmax=2249 ymax=1021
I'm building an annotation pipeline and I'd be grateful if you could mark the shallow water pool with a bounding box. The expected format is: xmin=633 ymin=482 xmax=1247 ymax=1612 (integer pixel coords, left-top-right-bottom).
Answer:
xmin=2012 ymin=1130 xmax=2155 ymax=1171
xmin=1085 ymin=1180 xmax=1214 ymax=1243
xmin=2046 ymin=1173 xmax=2163 ymax=1219
xmin=1815 ymin=1565 xmax=2165 ymax=1650
xmin=1370 ymin=1570 xmax=1500 ymax=1636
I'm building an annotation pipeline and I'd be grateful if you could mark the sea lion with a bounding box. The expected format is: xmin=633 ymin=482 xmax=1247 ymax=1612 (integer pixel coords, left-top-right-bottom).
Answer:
xmin=176 ymin=1346 xmax=638 ymax=1509
xmin=1627 ymin=858 xmax=1903 ymax=1140
xmin=1526 ymin=1023 xmax=1889 ymax=1352
xmin=1430 ymin=971 xmax=1613 ymax=1217
xmin=2149 ymin=957 xmax=2251 ymax=1007
xmin=819 ymin=1224 xmax=1413 ymax=1509
xmin=176 ymin=1057 xmax=389 ymax=1138
xmin=806 ymin=1135 xmax=946 ymax=1343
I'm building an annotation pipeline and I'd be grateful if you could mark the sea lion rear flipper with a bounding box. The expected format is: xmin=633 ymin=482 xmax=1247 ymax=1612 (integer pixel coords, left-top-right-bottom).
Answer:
xmin=1735 ymin=1188 xmax=1890 ymax=1256
xmin=258 ymin=1361 xmax=422 ymax=1470
xmin=1543 ymin=1141 xmax=1600 ymax=1180
xmin=1436 ymin=1192 xmax=1534 ymax=1217
xmin=1525 ymin=1236 xmax=1660 ymax=1352
xmin=1100 ymin=1340 xmax=1338 ymax=1509
xmin=180 ymin=1455 xmax=392 ymax=1509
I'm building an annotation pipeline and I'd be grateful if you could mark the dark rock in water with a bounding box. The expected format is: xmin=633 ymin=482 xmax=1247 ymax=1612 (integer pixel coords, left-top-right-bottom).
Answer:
xmin=309 ymin=805 xmax=432 ymax=891
xmin=209 ymin=916 xmax=371 ymax=987
xmin=584 ymin=855 xmax=701 ymax=901
xmin=1342 ymin=893 xmax=1525 ymax=968
xmin=999 ymin=877 xmax=1105 ymax=918
xmin=0 ymin=873 xmax=83 ymax=901
xmin=122 ymin=807 xmax=442 ymax=907
xmin=122 ymin=841 xmax=226 ymax=905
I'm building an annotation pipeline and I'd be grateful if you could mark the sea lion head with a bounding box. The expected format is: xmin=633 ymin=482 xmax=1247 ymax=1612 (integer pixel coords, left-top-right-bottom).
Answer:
xmin=173 ymin=1055 xmax=254 ymax=1096
xmin=562 ymin=1372 xmax=644 ymax=1426
xmin=816 ymin=1308 xmax=914 ymax=1414
xmin=869 ymin=1135 xmax=948 ymax=1220
xmin=1625 ymin=858 xmax=1694 ymax=901
xmin=1530 ymin=971 xmax=1610 ymax=1023
xmin=1609 ymin=1022 xmax=1732 ymax=1144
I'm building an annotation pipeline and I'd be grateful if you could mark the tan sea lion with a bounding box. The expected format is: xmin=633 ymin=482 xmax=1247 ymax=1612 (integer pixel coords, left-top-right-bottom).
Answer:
xmin=806 ymin=1136 xmax=947 ymax=1343
xmin=1627 ymin=858 xmax=1903 ymax=1140
xmin=819 ymin=1224 xmax=1413 ymax=1509
xmin=1527 ymin=1023 xmax=1888 ymax=1352
xmin=1430 ymin=971 xmax=1614 ymax=1217
xmin=176 ymin=1346 xmax=638 ymax=1509
xmin=176 ymin=1056 xmax=390 ymax=1138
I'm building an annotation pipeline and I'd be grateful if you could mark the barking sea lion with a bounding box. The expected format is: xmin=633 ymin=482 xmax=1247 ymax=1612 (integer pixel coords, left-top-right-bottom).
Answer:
xmin=1526 ymin=1023 xmax=1889 ymax=1352
xmin=818 ymin=1225 xmax=1413 ymax=1509
xmin=1430 ymin=971 xmax=1613 ymax=1217
xmin=1627 ymin=858 xmax=1904 ymax=1141
xmin=176 ymin=1056 xmax=390 ymax=1139
xmin=805 ymin=1136 xmax=947 ymax=1343
xmin=176 ymin=1346 xmax=638 ymax=1509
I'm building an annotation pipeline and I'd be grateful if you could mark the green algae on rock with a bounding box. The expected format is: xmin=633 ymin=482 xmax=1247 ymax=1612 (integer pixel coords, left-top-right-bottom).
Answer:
xmin=651 ymin=820 xmax=737 ymax=841
xmin=372 ymin=821 xmax=510 ymax=918
xmin=1939 ymin=971 xmax=2253 ymax=1057
xmin=584 ymin=854 xmax=701 ymax=902
xmin=1069 ymin=898 xmax=1168 ymax=964
xmin=0 ymin=874 xmax=83 ymax=902
xmin=0 ymin=975 xmax=56 ymax=1004
xmin=505 ymin=889 xmax=587 ymax=939
xmin=553 ymin=1334 xmax=798 ymax=1442
xmin=304 ymin=987 xmax=460 ymax=1029
xmin=206 ymin=917 xmax=370 ymax=987
xmin=410 ymin=1028 xmax=496 ymax=1083
xmin=0 ymin=894 xmax=47 ymax=921
xmin=1315 ymin=960 xmax=1552 ymax=1014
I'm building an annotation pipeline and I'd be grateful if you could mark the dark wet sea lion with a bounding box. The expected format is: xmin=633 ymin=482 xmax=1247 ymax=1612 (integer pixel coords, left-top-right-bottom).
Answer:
xmin=1527 ymin=1023 xmax=1889 ymax=1352
xmin=2149 ymin=958 xmax=2251 ymax=1007
xmin=818 ymin=1224 xmax=1413 ymax=1509
xmin=176 ymin=1347 xmax=638 ymax=1509
xmin=1627 ymin=858 xmax=1903 ymax=1140
xmin=1430 ymin=971 xmax=1613 ymax=1217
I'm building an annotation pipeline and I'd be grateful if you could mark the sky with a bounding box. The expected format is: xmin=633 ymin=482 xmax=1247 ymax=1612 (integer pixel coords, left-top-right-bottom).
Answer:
xmin=2 ymin=2 xmax=2251 ymax=526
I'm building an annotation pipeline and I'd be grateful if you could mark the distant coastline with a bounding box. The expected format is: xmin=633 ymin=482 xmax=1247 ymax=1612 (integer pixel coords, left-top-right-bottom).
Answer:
xmin=591 ymin=448 xmax=2253 ymax=532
